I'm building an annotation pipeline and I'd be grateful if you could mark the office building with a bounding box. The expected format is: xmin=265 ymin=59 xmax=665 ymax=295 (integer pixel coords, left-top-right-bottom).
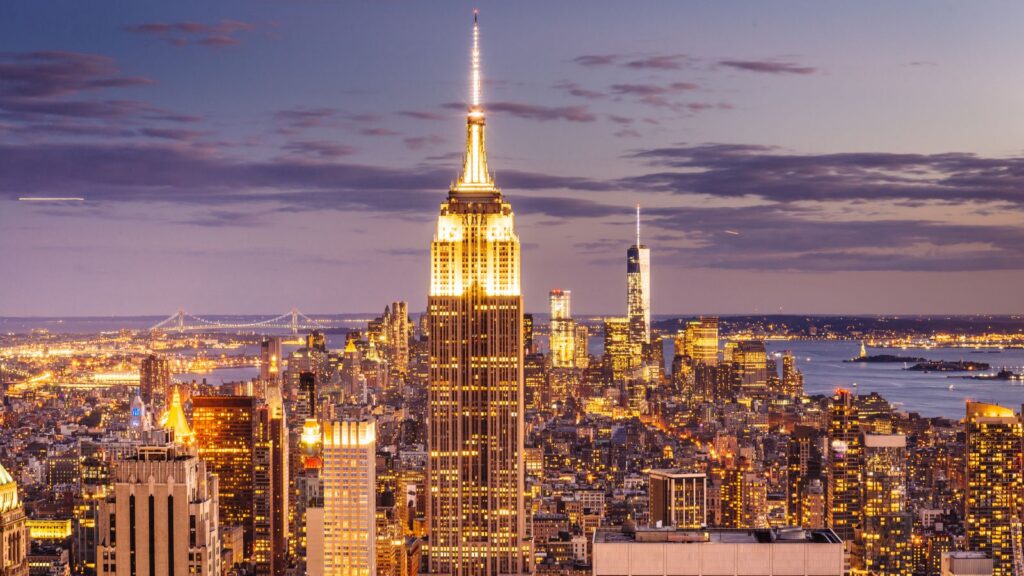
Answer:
xmin=549 ymin=290 xmax=575 ymax=369
xmin=604 ymin=317 xmax=635 ymax=382
xmin=964 ymin=402 xmax=1022 ymax=576
xmin=138 ymin=354 xmax=170 ymax=408
xmin=96 ymin=439 xmax=220 ymax=576
xmin=311 ymin=421 xmax=376 ymax=576
xmin=649 ymin=470 xmax=707 ymax=529
xmin=193 ymin=395 xmax=257 ymax=558
xmin=626 ymin=205 xmax=651 ymax=347
xmin=260 ymin=337 xmax=282 ymax=383
xmin=425 ymin=13 xmax=530 ymax=575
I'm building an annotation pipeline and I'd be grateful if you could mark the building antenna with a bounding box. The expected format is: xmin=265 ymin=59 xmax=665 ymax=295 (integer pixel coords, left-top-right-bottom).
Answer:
xmin=636 ymin=203 xmax=641 ymax=246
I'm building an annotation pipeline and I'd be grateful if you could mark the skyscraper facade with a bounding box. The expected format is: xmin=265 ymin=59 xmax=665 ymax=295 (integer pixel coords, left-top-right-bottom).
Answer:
xmin=626 ymin=205 xmax=650 ymax=347
xmin=260 ymin=337 xmax=282 ymax=383
xmin=97 ymin=439 xmax=220 ymax=576
xmin=827 ymin=389 xmax=863 ymax=543
xmin=139 ymin=354 xmax=170 ymax=407
xmin=549 ymin=289 xmax=575 ymax=369
xmin=964 ymin=402 xmax=1022 ymax=576
xmin=193 ymin=395 xmax=257 ymax=558
xmin=426 ymin=13 xmax=529 ymax=575
xmin=315 ymin=420 xmax=376 ymax=576
xmin=862 ymin=434 xmax=913 ymax=576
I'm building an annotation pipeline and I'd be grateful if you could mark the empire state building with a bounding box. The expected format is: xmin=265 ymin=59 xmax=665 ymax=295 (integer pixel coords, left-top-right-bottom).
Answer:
xmin=426 ymin=12 xmax=531 ymax=576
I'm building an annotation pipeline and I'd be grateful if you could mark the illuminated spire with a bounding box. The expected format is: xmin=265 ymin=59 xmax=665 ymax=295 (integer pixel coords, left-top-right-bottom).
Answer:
xmin=456 ymin=9 xmax=494 ymax=192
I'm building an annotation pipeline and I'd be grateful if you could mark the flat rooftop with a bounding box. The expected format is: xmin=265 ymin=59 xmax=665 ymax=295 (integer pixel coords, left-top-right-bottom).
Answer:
xmin=595 ymin=526 xmax=842 ymax=545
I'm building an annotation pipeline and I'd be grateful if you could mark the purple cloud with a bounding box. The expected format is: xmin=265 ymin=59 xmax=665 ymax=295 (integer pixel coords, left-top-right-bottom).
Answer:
xmin=0 ymin=51 xmax=151 ymax=99
xmin=552 ymin=81 xmax=605 ymax=100
xmin=572 ymin=54 xmax=620 ymax=67
xmin=718 ymin=59 xmax=818 ymax=75
xmin=403 ymin=135 xmax=445 ymax=150
xmin=397 ymin=110 xmax=447 ymax=121
xmin=282 ymin=140 xmax=358 ymax=159
xmin=624 ymin=54 xmax=691 ymax=70
xmin=123 ymin=20 xmax=261 ymax=48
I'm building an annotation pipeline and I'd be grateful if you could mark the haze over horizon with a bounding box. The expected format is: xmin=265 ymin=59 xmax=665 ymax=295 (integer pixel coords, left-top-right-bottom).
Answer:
xmin=3 ymin=1 xmax=1024 ymax=316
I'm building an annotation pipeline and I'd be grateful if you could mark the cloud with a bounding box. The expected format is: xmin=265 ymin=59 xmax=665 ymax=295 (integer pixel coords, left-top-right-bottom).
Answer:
xmin=624 ymin=54 xmax=691 ymax=70
xmin=273 ymin=107 xmax=381 ymax=135
xmin=359 ymin=127 xmax=401 ymax=137
xmin=572 ymin=54 xmax=620 ymax=67
xmin=442 ymin=101 xmax=596 ymax=122
xmin=282 ymin=140 xmax=358 ymax=159
xmin=123 ymin=20 xmax=261 ymax=48
xmin=610 ymin=82 xmax=699 ymax=97
xmin=625 ymin=143 xmax=1024 ymax=206
xmin=397 ymin=110 xmax=447 ymax=121
xmin=139 ymin=127 xmax=209 ymax=141
xmin=718 ymin=59 xmax=818 ymax=75
xmin=403 ymin=135 xmax=445 ymax=150
xmin=0 ymin=51 xmax=151 ymax=99
xmin=552 ymin=81 xmax=605 ymax=100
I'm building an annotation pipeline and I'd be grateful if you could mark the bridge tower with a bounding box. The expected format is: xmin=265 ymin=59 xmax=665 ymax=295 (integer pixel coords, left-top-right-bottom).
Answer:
xmin=291 ymin=308 xmax=299 ymax=335
xmin=177 ymin=308 xmax=185 ymax=333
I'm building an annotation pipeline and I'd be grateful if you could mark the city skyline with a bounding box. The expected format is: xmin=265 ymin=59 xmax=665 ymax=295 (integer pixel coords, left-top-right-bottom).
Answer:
xmin=4 ymin=2 xmax=1024 ymax=316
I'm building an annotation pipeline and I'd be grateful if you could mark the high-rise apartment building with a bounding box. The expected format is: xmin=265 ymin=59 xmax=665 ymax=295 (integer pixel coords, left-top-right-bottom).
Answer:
xmin=827 ymin=389 xmax=863 ymax=542
xmin=649 ymin=470 xmax=707 ymax=529
xmin=426 ymin=13 xmax=530 ymax=575
xmin=0 ymin=463 xmax=28 ymax=576
xmin=96 ymin=439 xmax=220 ymax=576
xmin=311 ymin=420 xmax=376 ymax=576
xmin=786 ymin=426 xmax=823 ymax=528
xmin=192 ymin=395 xmax=257 ymax=558
xmin=574 ymin=323 xmax=590 ymax=369
xmin=139 ymin=354 xmax=170 ymax=407
xmin=862 ymin=434 xmax=913 ymax=576
xmin=626 ymin=205 xmax=651 ymax=347
xmin=964 ymin=402 xmax=1022 ymax=576
xmin=781 ymin=351 xmax=804 ymax=397
xmin=549 ymin=289 xmax=576 ymax=368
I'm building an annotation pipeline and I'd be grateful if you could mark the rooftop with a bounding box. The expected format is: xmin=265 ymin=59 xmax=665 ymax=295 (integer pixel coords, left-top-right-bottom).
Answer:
xmin=595 ymin=526 xmax=842 ymax=545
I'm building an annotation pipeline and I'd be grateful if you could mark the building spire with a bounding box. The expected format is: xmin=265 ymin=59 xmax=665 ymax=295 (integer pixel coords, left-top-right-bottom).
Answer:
xmin=636 ymin=203 xmax=641 ymax=246
xmin=455 ymin=9 xmax=494 ymax=193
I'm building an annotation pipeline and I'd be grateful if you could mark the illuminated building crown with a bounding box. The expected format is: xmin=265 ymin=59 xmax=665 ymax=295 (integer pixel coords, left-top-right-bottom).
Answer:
xmin=454 ymin=10 xmax=497 ymax=195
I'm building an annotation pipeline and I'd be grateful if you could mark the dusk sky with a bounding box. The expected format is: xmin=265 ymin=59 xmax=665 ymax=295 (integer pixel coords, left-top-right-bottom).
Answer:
xmin=3 ymin=1 xmax=1024 ymax=316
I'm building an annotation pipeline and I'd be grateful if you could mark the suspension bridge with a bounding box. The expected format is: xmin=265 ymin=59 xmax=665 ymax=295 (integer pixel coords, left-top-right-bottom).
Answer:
xmin=149 ymin=308 xmax=332 ymax=334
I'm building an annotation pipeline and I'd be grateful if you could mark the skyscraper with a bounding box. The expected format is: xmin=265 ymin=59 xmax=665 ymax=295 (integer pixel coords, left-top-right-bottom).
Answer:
xmin=193 ymin=395 xmax=257 ymax=558
xmin=549 ymin=289 xmax=575 ymax=368
xmin=626 ymin=204 xmax=651 ymax=347
xmin=139 ymin=354 xmax=170 ymax=407
xmin=964 ymin=402 xmax=1022 ymax=576
xmin=97 ymin=437 xmax=220 ymax=576
xmin=254 ymin=386 xmax=288 ymax=576
xmin=603 ymin=317 xmax=634 ymax=382
xmin=648 ymin=470 xmax=707 ymax=529
xmin=426 ymin=12 xmax=530 ymax=575
xmin=311 ymin=420 xmax=376 ymax=576
xmin=260 ymin=337 xmax=282 ymax=383
xmin=827 ymin=389 xmax=863 ymax=543
xmin=862 ymin=434 xmax=913 ymax=576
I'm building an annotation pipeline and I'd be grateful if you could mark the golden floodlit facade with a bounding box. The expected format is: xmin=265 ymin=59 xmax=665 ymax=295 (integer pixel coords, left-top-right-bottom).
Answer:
xmin=427 ymin=12 xmax=530 ymax=576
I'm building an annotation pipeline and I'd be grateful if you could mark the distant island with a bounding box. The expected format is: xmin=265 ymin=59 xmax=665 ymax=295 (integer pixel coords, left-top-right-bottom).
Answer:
xmin=957 ymin=369 xmax=1023 ymax=381
xmin=846 ymin=354 xmax=928 ymax=363
xmin=906 ymin=360 xmax=990 ymax=372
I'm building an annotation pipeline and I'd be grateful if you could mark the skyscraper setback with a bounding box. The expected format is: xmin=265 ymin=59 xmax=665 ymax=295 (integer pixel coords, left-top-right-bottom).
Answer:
xmin=626 ymin=204 xmax=651 ymax=347
xmin=426 ymin=12 xmax=529 ymax=576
